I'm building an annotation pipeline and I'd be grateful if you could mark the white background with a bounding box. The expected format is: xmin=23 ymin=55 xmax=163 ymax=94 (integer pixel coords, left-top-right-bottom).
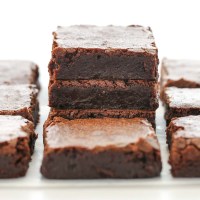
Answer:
xmin=0 ymin=0 xmax=200 ymax=199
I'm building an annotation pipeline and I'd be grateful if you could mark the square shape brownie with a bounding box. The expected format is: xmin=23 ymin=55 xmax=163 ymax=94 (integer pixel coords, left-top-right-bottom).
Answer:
xmin=161 ymin=58 xmax=200 ymax=89
xmin=167 ymin=115 xmax=200 ymax=177
xmin=41 ymin=117 xmax=161 ymax=179
xmin=0 ymin=115 xmax=37 ymax=178
xmin=162 ymin=87 xmax=200 ymax=124
xmin=48 ymin=80 xmax=158 ymax=110
xmin=0 ymin=84 xmax=39 ymax=125
xmin=0 ymin=60 xmax=39 ymax=87
xmin=49 ymin=25 xmax=158 ymax=80
xmin=48 ymin=108 xmax=156 ymax=128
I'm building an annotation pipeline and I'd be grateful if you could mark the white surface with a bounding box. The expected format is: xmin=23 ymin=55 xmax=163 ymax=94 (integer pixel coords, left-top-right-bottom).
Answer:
xmin=1 ymin=0 xmax=200 ymax=199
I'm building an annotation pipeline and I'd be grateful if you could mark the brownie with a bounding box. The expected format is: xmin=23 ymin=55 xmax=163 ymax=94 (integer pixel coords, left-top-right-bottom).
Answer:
xmin=49 ymin=25 xmax=159 ymax=80
xmin=161 ymin=58 xmax=200 ymax=89
xmin=48 ymin=108 xmax=156 ymax=128
xmin=0 ymin=115 xmax=37 ymax=178
xmin=49 ymin=80 xmax=158 ymax=110
xmin=162 ymin=87 xmax=200 ymax=124
xmin=0 ymin=84 xmax=39 ymax=126
xmin=167 ymin=115 xmax=200 ymax=177
xmin=41 ymin=117 xmax=161 ymax=179
xmin=0 ymin=60 xmax=39 ymax=87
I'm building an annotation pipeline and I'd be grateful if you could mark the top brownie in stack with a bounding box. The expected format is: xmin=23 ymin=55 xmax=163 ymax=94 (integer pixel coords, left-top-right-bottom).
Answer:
xmin=48 ymin=25 xmax=159 ymax=110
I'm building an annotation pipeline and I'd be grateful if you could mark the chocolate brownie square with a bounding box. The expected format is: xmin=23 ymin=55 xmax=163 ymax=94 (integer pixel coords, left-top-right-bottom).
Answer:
xmin=48 ymin=80 xmax=158 ymax=110
xmin=0 ymin=84 xmax=39 ymax=125
xmin=48 ymin=108 xmax=156 ymax=128
xmin=167 ymin=115 xmax=200 ymax=177
xmin=49 ymin=25 xmax=158 ymax=80
xmin=161 ymin=58 xmax=200 ymax=89
xmin=0 ymin=115 xmax=37 ymax=178
xmin=162 ymin=87 xmax=200 ymax=124
xmin=41 ymin=117 xmax=161 ymax=179
xmin=0 ymin=60 xmax=39 ymax=87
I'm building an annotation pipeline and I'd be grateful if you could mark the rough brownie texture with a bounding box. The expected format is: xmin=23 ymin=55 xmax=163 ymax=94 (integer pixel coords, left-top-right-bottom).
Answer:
xmin=0 ymin=115 xmax=37 ymax=178
xmin=49 ymin=25 xmax=159 ymax=80
xmin=48 ymin=108 xmax=156 ymax=128
xmin=0 ymin=60 xmax=39 ymax=87
xmin=167 ymin=115 xmax=200 ymax=177
xmin=0 ymin=84 xmax=39 ymax=126
xmin=48 ymin=80 xmax=158 ymax=110
xmin=162 ymin=87 xmax=200 ymax=124
xmin=161 ymin=58 xmax=200 ymax=89
xmin=41 ymin=117 xmax=161 ymax=179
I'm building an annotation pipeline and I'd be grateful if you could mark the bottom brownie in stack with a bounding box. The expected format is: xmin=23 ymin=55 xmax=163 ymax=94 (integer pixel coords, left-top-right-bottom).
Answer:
xmin=41 ymin=117 xmax=162 ymax=179
xmin=48 ymin=108 xmax=156 ymax=128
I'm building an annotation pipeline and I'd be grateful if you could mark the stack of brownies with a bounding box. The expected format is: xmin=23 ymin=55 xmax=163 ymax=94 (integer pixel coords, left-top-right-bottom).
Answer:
xmin=41 ymin=25 xmax=162 ymax=179
xmin=161 ymin=58 xmax=200 ymax=177
xmin=0 ymin=60 xmax=39 ymax=178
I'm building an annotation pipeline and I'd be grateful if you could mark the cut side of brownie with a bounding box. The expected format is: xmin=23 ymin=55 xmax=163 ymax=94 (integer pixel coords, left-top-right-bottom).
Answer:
xmin=48 ymin=80 xmax=158 ymax=110
xmin=167 ymin=115 xmax=200 ymax=177
xmin=0 ymin=84 xmax=39 ymax=126
xmin=0 ymin=115 xmax=37 ymax=178
xmin=41 ymin=117 xmax=161 ymax=179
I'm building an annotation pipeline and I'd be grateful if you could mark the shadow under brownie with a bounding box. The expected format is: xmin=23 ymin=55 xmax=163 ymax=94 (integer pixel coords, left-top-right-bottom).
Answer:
xmin=41 ymin=117 xmax=161 ymax=179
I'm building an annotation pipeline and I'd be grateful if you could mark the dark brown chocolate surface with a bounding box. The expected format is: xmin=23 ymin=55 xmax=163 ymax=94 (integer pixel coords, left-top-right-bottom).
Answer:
xmin=41 ymin=117 xmax=161 ymax=179
xmin=0 ymin=115 xmax=37 ymax=178
xmin=0 ymin=60 xmax=39 ymax=87
xmin=0 ymin=84 xmax=39 ymax=126
xmin=167 ymin=115 xmax=200 ymax=177
xmin=161 ymin=58 xmax=200 ymax=89
xmin=48 ymin=80 xmax=158 ymax=110
xmin=48 ymin=108 xmax=156 ymax=128
xmin=49 ymin=25 xmax=158 ymax=80
xmin=162 ymin=87 xmax=200 ymax=124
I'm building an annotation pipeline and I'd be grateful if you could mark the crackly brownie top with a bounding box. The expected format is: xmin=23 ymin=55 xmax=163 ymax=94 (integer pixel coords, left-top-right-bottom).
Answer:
xmin=171 ymin=115 xmax=200 ymax=138
xmin=45 ymin=117 xmax=159 ymax=150
xmin=0 ymin=60 xmax=38 ymax=84
xmin=0 ymin=115 xmax=32 ymax=143
xmin=0 ymin=84 xmax=38 ymax=111
xmin=164 ymin=87 xmax=200 ymax=108
xmin=162 ymin=58 xmax=200 ymax=84
xmin=53 ymin=25 xmax=157 ymax=54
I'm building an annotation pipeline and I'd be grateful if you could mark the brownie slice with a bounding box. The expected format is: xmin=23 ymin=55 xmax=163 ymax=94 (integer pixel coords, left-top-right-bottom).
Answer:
xmin=49 ymin=25 xmax=158 ymax=80
xmin=48 ymin=108 xmax=156 ymax=128
xmin=41 ymin=117 xmax=162 ymax=179
xmin=0 ymin=60 xmax=39 ymax=87
xmin=161 ymin=58 xmax=200 ymax=89
xmin=167 ymin=115 xmax=200 ymax=177
xmin=0 ymin=115 xmax=37 ymax=178
xmin=0 ymin=84 xmax=39 ymax=126
xmin=162 ymin=87 xmax=200 ymax=124
xmin=49 ymin=80 xmax=158 ymax=110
